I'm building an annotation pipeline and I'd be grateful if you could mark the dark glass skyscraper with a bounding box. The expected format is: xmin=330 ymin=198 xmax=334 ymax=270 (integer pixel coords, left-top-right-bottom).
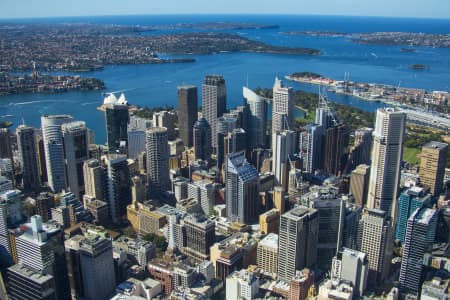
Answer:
xmin=193 ymin=117 xmax=212 ymax=162
xmin=16 ymin=125 xmax=41 ymax=192
xmin=178 ymin=85 xmax=198 ymax=148
xmin=105 ymin=103 xmax=129 ymax=153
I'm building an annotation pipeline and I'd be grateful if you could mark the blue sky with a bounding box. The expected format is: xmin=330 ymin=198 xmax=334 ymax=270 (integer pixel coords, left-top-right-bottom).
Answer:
xmin=0 ymin=0 xmax=449 ymax=19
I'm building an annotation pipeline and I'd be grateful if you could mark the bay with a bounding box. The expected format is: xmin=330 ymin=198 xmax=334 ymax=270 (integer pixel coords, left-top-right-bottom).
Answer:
xmin=1 ymin=14 xmax=450 ymax=144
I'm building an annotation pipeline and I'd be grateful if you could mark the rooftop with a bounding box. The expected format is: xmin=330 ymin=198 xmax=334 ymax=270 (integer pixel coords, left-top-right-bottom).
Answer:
xmin=423 ymin=141 xmax=449 ymax=151
xmin=258 ymin=233 xmax=278 ymax=249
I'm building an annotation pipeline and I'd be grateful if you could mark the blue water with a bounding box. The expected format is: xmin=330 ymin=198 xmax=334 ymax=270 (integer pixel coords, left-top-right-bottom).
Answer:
xmin=1 ymin=15 xmax=450 ymax=143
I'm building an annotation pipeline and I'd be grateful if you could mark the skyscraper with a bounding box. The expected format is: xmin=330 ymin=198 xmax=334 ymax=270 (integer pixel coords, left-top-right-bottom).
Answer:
xmin=395 ymin=186 xmax=432 ymax=244
xmin=226 ymin=151 xmax=259 ymax=223
xmin=273 ymin=130 xmax=297 ymax=190
xmin=224 ymin=128 xmax=247 ymax=160
xmin=399 ymin=207 xmax=437 ymax=295
xmin=299 ymin=124 xmax=324 ymax=174
xmin=357 ymin=208 xmax=393 ymax=285
xmin=80 ymin=235 xmax=116 ymax=300
xmin=202 ymin=75 xmax=226 ymax=151
xmin=16 ymin=125 xmax=41 ymax=192
xmin=102 ymin=154 xmax=131 ymax=224
xmin=146 ymin=127 xmax=170 ymax=199
xmin=350 ymin=164 xmax=371 ymax=207
xmin=347 ymin=127 xmax=373 ymax=172
xmin=105 ymin=101 xmax=129 ymax=153
xmin=419 ymin=141 xmax=448 ymax=196
xmin=127 ymin=130 xmax=146 ymax=160
xmin=0 ymin=128 xmax=13 ymax=161
xmin=41 ymin=114 xmax=73 ymax=193
xmin=193 ymin=117 xmax=212 ymax=162
xmin=15 ymin=215 xmax=70 ymax=299
xmin=243 ymin=86 xmax=267 ymax=148
xmin=0 ymin=190 xmax=23 ymax=267
xmin=324 ymin=124 xmax=350 ymax=176
xmin=183 ymin=215 xmax=215 ymax=261
xmin=257 ymin=233 xmax=278 ymax=276
xmin=178 ymin=85 xmax=198 ymax=147
xmin=331 ymin=248 xmax=368 ymax=298
xmin=153 ymin=110 xmax=177 ymax=140
xmin=272 ymin=77 xmax=294 ymax=138
xmin=277 ymin=206 xmax=319 ymax=282
xmin=62 ymin=121 xmax=89 ymax=198
xmin=83 ymin=158 xmax=105 ymax=201
xmin=367 ymin=108 xmax=406 ymax=221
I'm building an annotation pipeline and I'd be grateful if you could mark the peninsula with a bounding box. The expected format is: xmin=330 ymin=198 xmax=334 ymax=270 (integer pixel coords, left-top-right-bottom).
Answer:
xmin=0 ymin=72 xmax=105 ymax=96
xmin=0 ymin=23 xmax=319 ymax=72
xmin=279 ymin=30 xmax=450 ymax=48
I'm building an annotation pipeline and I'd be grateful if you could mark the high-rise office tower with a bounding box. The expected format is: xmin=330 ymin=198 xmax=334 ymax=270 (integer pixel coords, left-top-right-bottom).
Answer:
xmin=367 ymin=108 xmax=406 ymax=221
xmin=35 ymin=130 xmax=48 ymax=183
xmin=131 ymin=175 xmax=147 ymax=204
xmin=178 ymin=85 xmax=198 ymax=148
xmin=65 ymin=235 xmax=86 ymax=299
xmin=15 ymin=215 xmax=70 ymax=300
xmin=301 ymin=190 xmax=345 ymax=265
xmin=202 ymin=75 xmax=226 ymax=151
xmin=146 ymin=127 xmax=169 ymax=199
xmin=272 ymin=77 xmax=294 ymax=138
xmin=41 ymin=114 xmax=73 ymax=193
xmin=62 ymin=121 xmax=89 ymax=198
xmin=395 ymin=186 xmax=432 ymax=244
xmin=0 ymin=190 xmax=23 ymax=267
xmin=278 ymin=206 xmax=319 ymax=282
xmin=273 ymin=130 xmax=297 ymax=190
xmin=224 ymin=128 xmax=247 ymax=159
xmin=324 ymin=124 xmax=350 ymax=176
xmin=350 ymin=164 xmax=371 ymax=207
xmin=83 ymin=158 xmax=105 ymax=201
xmin=7 ymin=264 xmax=56 ymax=300
xmin=226 ymin=151 xmax=259 ymax=224
xmin=35 ymin=192 xmax=53 ymax=222
xmin=419 ymin=141 xmax=448 ymax=196
xmin=257 ymin=233 xmax=278 ymax=276
xmin=102 ymin=154 xmax=131 ymax=224
xmin=331 ymin=247 xmax=368 ymax=298
xmin=187 ymin=180 xmax=216 ymax=215
xmin=357 ymin=208 xmax=393 ymax=285
xmin=193 ymin=117 xmax=212 ymax=162
xmin=127 ymin=130 xmax=146 ymax=160
xmin=16 ymin=125 xmax=41 ymax=192
xmin=80 ymin=235 xmax=116 ymax=300
xmin=183 ymin=215 xmax=215 ymax=261
xmin=347 ymin=127 xmax=373 ymax=172
xmin=243 ymin=86 xmax=267 ymax=148
xmin=105 ymin=100 xmax=129 ymax=153
xmin=216 ymin=115 xmax=239 ymax=169
xmin=153 ymin=110 xmax=177 ymax=140
xmin=299 ymin=124 xmax=324 ymax=174
xmin=0 ymin=128 xmax=13 ymax=161
xmin=399 ymin=207 xmax=437 ymax=295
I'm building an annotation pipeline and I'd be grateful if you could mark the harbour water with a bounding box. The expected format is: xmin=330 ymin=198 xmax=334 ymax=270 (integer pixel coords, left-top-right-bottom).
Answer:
xmin=1 ymin=15 xmax=450 ymax=143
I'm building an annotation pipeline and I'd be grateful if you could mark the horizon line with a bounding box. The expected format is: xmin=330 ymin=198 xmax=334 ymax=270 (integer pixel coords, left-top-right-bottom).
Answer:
xmin=0 ymin=12 xmax=449 ymax=21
